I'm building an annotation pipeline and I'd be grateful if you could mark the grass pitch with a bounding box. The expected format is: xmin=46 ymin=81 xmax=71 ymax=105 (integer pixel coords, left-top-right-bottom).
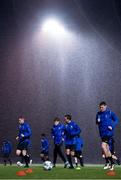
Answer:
xmin=0 ymin=164 xmax=121 ymax=179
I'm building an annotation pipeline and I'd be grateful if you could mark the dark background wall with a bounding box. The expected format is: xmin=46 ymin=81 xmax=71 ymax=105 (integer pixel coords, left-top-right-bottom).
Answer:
xmin=0 ymin=0 xmax=121 ymax=163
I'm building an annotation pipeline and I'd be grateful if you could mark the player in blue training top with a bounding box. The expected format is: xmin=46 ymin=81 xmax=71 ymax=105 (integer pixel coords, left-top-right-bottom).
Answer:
xmin=16 ymin=116 xmax=32 ymax=168
xmin=1 ymin=140 xmax=12 ymax=166
xmin=40 ymin=133 xmax=49 ymax=162
xmin=64 ymin=114 xmax=81 ymax=169
xmin=96 ymin=101 xmax=118 ymax=170
xmin=74 ymin=136 xmax=84 ymax=169
xmin=51 ymin=117 xmax=69 ymax=168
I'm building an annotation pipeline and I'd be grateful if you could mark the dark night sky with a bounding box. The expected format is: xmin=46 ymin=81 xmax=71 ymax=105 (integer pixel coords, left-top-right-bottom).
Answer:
xmin=0 ymin=0 xmax=121 ymax=163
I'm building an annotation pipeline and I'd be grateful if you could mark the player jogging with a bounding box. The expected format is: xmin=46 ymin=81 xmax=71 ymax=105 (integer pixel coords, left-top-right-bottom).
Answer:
xmin=16 ymin=116 xmax=32 ymax=168
xmin=96 ymin=101 xmax=118 ymax=170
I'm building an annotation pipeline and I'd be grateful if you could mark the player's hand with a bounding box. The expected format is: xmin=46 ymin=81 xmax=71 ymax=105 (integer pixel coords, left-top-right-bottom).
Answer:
xmin=21 ymin=134 xmax=24 ymax=137
xmin=108 ymin=126 xmax=112 ymax=130
xmin=16 ymin=136 xmax=19 ymax=140
xmin=62 ymin=138 xmax=64 ymax=142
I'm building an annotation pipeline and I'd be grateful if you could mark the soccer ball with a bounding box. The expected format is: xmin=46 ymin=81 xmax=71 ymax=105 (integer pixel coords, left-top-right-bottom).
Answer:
xmin=43 ymin=161 xmax=53 ymax=170
xmin=17 ymin=161 xmax=24 ymax=167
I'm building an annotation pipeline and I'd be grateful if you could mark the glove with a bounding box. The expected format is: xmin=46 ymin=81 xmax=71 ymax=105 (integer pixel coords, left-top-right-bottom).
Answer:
xmin=108 ymin=126 xmax=112 ymax=130
xmin=97 ymin=118 xmax=100 ymax=123
xmin=21 ymin=134 xmax=24 ymax=137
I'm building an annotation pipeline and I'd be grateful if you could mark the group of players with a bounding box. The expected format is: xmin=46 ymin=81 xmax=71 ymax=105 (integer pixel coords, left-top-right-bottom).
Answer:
xmin=41 ymin=115 xmax=84 ymax=169
xmin=1 ymin=101 xmax=120 ymax=170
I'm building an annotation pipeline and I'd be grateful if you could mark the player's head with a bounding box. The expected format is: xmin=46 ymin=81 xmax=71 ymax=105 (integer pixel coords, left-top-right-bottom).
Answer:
xmin=64 ymin=114 xmax=72 ymax=123
xmin=41 ymin=133 xmax=46 ymax=138
xmin=99 ymin=101 xmax=107 ymax=112
xmin=18 ymin=116 xmax=25 ymax=124
xmin=3 ymin=139 xmax=8 ymax=144
xmin=53 ymin=117 xmax=60 ymax=126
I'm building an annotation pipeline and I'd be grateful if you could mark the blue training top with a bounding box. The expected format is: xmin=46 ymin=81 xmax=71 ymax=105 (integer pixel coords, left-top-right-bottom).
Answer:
xmin=41 ymin=137 xmax=49 ymax=153
xmin=96 ymin=108 xmax=118 ymax=138
xmin=18 ymin=122 xmax=32 ymax=145
xmin=51 ymin=123 xmax=65 ymax=145
xmin=1 ymin=141 xmax=12 ymax=154
xmin=64 ymin=121 xmax=81 ymax=145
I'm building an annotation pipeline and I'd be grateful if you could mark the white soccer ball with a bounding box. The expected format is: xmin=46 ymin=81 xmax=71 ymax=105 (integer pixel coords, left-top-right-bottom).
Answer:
xmin=17 ymin=161 xmax=24 ymax=167
xmin=43 ymin=161 xmax=53 ymax=170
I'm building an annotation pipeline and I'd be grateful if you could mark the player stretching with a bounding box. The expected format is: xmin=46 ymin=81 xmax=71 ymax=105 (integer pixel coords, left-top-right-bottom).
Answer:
xmin=96 ymin=101 xmax=118 ymax=170
xmin=64 ymin=114 xmax=81 ymax=169
xmin=16 ymin=116 xmax=32 ymax=168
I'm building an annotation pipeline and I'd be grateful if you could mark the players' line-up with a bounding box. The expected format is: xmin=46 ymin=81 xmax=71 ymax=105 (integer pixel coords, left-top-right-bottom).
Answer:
xmin=1 ymin=101 xmax=120 ymax=170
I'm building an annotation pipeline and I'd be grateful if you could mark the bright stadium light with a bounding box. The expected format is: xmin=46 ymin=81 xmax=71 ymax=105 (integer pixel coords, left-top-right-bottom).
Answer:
xmin=41 ymin=18 xmax=67 ymax=37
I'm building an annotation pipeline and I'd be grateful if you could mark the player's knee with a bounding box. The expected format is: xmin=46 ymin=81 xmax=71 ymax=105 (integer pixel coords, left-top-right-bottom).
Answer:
xmin=40 ymin=154 xmax=44 ymax=157
xmin=66 ymin=149 xmax=70 ymax=155
xmin=102 ymin=143 xmax=107 ymax=150
xmin=16 ymin=150 xmax=21 ymax=156
xmin=22 ymin=150 xmax=27 ymax=156
xmin=71 ymin=151 xmax=75 ymax=156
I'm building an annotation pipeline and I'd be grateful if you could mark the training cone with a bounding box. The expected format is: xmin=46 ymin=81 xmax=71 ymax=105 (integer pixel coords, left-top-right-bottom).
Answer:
xmin=25 ymin=168 xmax=33 ymax=173
xmin=107 ymin=170 xmax=116 ymax=176
xmin=16 ymin=170 xmax=26 ymax=176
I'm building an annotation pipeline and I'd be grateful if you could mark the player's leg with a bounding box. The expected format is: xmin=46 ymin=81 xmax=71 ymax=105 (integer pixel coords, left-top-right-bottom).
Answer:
xmin=26 ymin=147 xmax=32 ymax=165
xmin=16 ymin=149 xmax=21 ymax=156
xmin=110 ymin=138 xmax=120 ymax=165
xmin=53 ymin=145 xmax=58 ymax=167
xmin=102 ymin=140 xmax=114 ymax=170
xmin=3 ymin=154 xmax=7 ymax=166
xmin=102 ymin=142 xmax=110 ymax=169
xmin=74 ymin=156 xmax=78 ymax=167
xmin=7 ymin=154 xmax=12 ymax=165
xmin=21 ymin=141 xmax=30 ymax=168
xmin=66 ymin=146 xmax=74 ymax=168
xmin=77 ymin=151 xmax=84 ymax=167
xmin=112 ymin=154 xmax=120 ymax=165
xmin=57 ymin=144 xmax=68 ymax=168
xmin=74 ymin=151 xmax=78 ymax=167
xmin=40 ymin=153 xmax=45 ymax=162
xmin=16 ymin=149 xmax=24 ymax=166
xmin=22 ymin=149 xmax=30 ymax=168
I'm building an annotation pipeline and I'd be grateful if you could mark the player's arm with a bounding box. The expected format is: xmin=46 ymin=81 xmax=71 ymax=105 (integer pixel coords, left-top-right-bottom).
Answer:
xmin=51 ymin=127 xmax=55 ymax=139
xmin=110 ymin=111 xmax=119 ymax=129
xmin=61 ymin=125 xmax=66 ymax=141
xmin=81 ymin=139 xmax=84 ymax=148
xmin=96 ymin=113 xmax=100 ymax=124
xmin=22 ymin=124 xmax=32 ymax=138
xmin=70 ymin=123 xmax=81 ymax=136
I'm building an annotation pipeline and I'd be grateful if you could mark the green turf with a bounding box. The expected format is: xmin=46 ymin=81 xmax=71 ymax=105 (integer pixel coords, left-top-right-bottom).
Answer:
xmin=0 ymin=165 xmax=121 ymax=179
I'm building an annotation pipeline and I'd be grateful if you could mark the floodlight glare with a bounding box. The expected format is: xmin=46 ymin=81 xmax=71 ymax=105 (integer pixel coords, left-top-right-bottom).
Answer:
xmin=42 ymin=18 xmax=66 ymax=37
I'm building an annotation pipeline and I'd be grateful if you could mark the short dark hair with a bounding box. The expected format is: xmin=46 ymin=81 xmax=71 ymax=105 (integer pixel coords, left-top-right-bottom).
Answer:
xmin=53 ymin=117 xmax=60 ymax=122
xmin=41 ymin=133 xmax=46 ymax=137
xmin=64 ymin=114 xmax=72 ymax=120
xmin=19 ymin=116 xmax=25 ymax=119
xmin=99 ymin=101 xmax=107 ymax=106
